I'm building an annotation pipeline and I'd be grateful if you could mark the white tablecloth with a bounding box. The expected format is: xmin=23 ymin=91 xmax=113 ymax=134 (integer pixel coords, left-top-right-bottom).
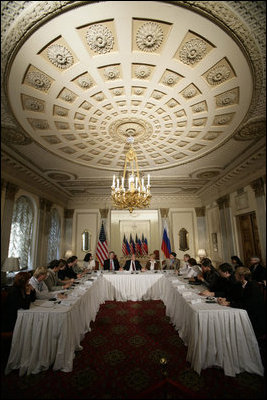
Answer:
xmin=100 ymin=271 xmax=163 ymax=301
xmin=160 ymin=276 xmax=264 ymax=377
xmin=5 ymin=275 xmax=105 ymax=376
xmin=5 ymin=272 xmax=264 ymax=377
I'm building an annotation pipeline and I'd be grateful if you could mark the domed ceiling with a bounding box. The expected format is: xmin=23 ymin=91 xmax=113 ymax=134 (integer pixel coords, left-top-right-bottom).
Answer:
xmin=1 ymin=1 xmax=266 ymax=205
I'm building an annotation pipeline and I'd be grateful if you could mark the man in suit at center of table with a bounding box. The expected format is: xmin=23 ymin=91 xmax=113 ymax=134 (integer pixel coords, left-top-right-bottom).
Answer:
xmin=124 ymin=254 xmax=142 ymax=271
xmin=103 ymin=251 xmax=120 ymax=271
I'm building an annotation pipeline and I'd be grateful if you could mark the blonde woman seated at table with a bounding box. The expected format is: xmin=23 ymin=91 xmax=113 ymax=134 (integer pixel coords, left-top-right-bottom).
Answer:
xmin=83 ymin=252 xmax=96 ymax=271
xmin=145 ymin=253 xmax=161 ymax=271
xmin=45 ymin=260 xmax=72 ymax=292
xmin=29 ymin=267 xmax=66 ymax=300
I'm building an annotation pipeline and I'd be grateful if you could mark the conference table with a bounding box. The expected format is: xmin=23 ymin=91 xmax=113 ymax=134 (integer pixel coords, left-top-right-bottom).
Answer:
xmin=5 ymin=271 xmax=264 ymax=378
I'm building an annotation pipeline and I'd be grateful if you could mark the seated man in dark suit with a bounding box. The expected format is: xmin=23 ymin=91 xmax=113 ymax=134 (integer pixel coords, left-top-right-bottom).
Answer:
xmin=124 ymin=254 xmax=142 ymax=272
xmin=103 ymin=251 xmax=120 ymax=271
xmin=217 ymin=267 xmax=266 ymax=339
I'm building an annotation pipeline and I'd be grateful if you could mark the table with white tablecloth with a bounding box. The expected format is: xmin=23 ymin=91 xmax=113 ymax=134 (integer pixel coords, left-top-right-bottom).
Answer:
xmin=4 ymin=271 xmax=264 ymax=378
xmin=100 ymin=271 xmax=164 ymax=301
xmin=4 ymin=275 xmax=105 ymax=376
xmin=160 ymin=276 xmax=264 ymax=377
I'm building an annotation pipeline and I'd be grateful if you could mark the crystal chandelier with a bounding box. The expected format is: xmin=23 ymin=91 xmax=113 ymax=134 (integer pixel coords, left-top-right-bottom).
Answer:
xmin=111 ymin=137 xmax=151 ymax=213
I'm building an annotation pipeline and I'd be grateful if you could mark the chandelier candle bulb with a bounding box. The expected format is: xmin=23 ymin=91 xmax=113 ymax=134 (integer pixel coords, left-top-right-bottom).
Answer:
xmin=147 ymin=174 xmax=150 ymax=186
xmin=121 ymin=177 xmax=124 ymax=188
xmin=112 ymin=175 xmax=115 ymax=188
xmin=117 ymin=178 xmax=119 ymax=188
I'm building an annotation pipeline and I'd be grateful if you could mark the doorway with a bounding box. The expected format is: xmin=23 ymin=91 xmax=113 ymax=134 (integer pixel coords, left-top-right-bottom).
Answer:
xmin=236 ymin=211 xmax=262 ymax=265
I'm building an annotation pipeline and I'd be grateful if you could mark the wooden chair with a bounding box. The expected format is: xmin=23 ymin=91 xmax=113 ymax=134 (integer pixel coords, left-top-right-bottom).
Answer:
xmin=95 ymin=260 xmax=100 ymax=270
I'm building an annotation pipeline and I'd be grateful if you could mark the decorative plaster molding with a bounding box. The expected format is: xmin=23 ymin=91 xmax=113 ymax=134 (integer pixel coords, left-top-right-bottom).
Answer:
xmin=194 ymin=206 xmax=206 ymax=217
xmin=250 ymin=177 xmax=265 ymax=198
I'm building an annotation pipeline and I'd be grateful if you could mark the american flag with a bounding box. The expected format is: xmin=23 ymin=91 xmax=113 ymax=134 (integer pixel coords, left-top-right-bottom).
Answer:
xmin=142 ymin=233 xmax=148 ymax=255
xmin=129 ymin=233 xmax=135 ymax=255
xmin=122 ymin=234 xmax=128 ymax=256
xmin=96 ymin=221 xmax=109 ymax=267
xmin=135 ymin=234 xmax=141 ymax=256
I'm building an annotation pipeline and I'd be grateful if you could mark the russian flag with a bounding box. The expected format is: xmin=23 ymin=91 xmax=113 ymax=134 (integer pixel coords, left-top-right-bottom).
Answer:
xmin=161 ymin=222 xmax=171 ymax=258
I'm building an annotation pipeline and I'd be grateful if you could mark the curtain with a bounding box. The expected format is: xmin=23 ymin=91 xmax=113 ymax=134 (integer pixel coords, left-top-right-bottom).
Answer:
xmin=8 ymin=196 xmax=34 ymax=269
xmin=47 ymin=208 xmax=61 ymax=263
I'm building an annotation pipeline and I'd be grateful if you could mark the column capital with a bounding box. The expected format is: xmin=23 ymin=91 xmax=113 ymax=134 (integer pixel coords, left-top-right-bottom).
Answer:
xmin=216 ymin=194 xmax=230 ymax=209
xmin=160 ymin=208 xmax=169 ymax=218
xmin=250 ymin=177 xmax=265 ymax=198
xmin=5 ymin=182 xmax=19 ymax=200
xmin=99 ymin=208 xmax=109 ymax=219
xmin=39 ymin=197 xmax=53 ymax=211
xmin=194 ymin=207 xmax=206 ymax=217
xmin=64 ymin=208 xmax=74 ymax=218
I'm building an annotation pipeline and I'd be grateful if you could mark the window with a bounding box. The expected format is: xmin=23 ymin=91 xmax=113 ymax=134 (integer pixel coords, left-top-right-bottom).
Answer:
xmin=8 ymin=195 xmax=34 ymax=269
xmin=47 ymin=208 xmax=61 ymax=262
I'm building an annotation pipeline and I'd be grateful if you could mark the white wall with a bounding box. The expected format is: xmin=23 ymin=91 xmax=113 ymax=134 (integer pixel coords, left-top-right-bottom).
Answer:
xmin=110 ymin=210 xmax=159 ymax=257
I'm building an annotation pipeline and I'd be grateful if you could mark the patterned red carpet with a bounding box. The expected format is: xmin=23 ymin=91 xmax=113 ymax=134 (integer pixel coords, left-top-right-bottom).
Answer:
xmin=1 ymin=300 xmax=265 ymax=399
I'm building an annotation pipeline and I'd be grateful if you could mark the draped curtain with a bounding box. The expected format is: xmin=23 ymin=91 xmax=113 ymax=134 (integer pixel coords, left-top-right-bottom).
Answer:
xmin=8 ymin=195 xmax=34 ymax=269
xmin=47 ymin=208 xmax=61 ymax=263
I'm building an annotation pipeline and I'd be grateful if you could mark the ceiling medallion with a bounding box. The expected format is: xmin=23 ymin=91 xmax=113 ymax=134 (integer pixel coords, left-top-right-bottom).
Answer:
xmin=104 ymin=66 xmax=120 ymax=80
xmin=25 ymin=71 xmax=51 ymax=91
xmin=206 ymin=65 xmax=231 ymax=85
xmin=134 ymin=65 xmax=151 ymax=79
xmin=179 ymin=38 xmax=207 ymax=65
xmin=86 ymin=24 xmax=114 ymax=54
xmin=136 ymin=22 xmax=164 ymax=52
xmin=108 ymin=118 xmax=153 ymax=143
xmin=77 ymin=76 xmax=93 ymax=88
xmin=47 ymin=44 xmax=74 ymax=69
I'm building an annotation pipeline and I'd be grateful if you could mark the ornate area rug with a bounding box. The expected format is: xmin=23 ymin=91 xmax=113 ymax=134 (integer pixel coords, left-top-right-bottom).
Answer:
xmin=1 ymin=300 xmax=265 ymax=399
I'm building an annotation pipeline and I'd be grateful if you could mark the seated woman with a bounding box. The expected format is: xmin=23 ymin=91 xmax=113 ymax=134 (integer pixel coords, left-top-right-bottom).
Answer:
xmin=145 ymin=253 xmax=160 ymax=271
xmin=29 ymin=267 xmax=66 ymax=300
xmin=231 ymin=255 xmax=243 ymax=270
xmin=217 ymin=266 xmax=266 ymax=338
xmin=3 ymin=272 xmax=36 ymax=332
xmin=83 ymin=253 xmax=96 ymax=271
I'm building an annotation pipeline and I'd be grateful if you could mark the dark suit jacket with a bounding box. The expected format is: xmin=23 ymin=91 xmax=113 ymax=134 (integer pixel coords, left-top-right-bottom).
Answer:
xmin=230 ymin=280 xmax=266 ymax=337
xmin=3 ymin=286 xmax=36 ymax=331
xmin=103 ymin=258 xmax=120 ymax=271
xmin=124 ymin=259 xmax=142 ymax=271
xmin=250 ymin=264 xmax=266 ymax=283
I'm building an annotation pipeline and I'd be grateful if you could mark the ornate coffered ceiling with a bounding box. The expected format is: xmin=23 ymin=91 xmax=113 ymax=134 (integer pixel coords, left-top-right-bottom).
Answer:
xmin=1 ymin=1 xmax=266 ymax=205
